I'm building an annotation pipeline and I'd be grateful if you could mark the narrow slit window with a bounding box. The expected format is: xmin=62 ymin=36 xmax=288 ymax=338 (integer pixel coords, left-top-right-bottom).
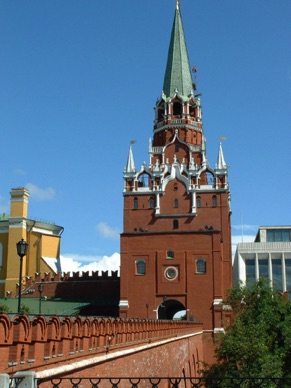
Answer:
xmin=149 ymin=197 xmax=155 ymax=209
xmin=212 ymin=196 xmax=217 ymax=207
xmin=197 ymin=196 xmax=201 ymax=208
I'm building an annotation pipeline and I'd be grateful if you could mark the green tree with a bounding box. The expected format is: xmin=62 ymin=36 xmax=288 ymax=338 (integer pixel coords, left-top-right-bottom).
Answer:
xmin=201 ymin=280 xmax=291 ymax=387
xmin=0 ymin=303 xmax=11 ymax=313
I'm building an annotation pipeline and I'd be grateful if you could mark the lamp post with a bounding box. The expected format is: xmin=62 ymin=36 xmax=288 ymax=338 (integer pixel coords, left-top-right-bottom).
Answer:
xmin=16 ymin=238 xmax=28 ymax=314
xmin=38 ymin=283 xmax=44 ymax=314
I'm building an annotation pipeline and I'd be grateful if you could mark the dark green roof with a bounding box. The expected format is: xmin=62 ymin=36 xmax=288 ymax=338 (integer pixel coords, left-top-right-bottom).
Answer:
xmin=0 ymin=297 xmax=90 ymax=316
xmin=163 ymin=4 xmax=193 ymax=99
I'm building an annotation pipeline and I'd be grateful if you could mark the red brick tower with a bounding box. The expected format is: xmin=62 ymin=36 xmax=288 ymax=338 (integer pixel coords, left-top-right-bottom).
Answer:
xmin=120 ymin=1 xmax=232 ymax=336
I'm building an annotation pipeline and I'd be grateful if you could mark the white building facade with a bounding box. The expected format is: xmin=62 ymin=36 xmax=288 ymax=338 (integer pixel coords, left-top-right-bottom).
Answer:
xmin=233 ymin=226 xmax=291 ymax=297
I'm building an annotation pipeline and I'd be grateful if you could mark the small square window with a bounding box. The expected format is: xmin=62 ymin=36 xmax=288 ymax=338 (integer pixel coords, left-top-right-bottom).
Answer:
xmin=167 ymin=250 xmax=174 ymax=259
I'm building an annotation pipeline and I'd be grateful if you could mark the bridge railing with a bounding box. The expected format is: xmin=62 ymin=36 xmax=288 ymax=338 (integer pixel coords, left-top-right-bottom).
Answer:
xmin=7 ymin=375 xmax=291 ymax=388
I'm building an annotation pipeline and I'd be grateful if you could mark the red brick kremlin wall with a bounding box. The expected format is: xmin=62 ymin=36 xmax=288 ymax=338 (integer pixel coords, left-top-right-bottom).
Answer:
xmin=0 ymin=313 xmax=203 ymax=380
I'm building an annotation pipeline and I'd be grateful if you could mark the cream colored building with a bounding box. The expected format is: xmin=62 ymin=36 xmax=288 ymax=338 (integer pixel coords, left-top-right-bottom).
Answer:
xmin=233 ymin=226 xmax=291 ymax=296
xmin=0 ymin=187 xmax=63 ymax=297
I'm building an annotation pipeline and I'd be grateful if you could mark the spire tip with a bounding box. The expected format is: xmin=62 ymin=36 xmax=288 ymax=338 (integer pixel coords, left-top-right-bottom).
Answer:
xmin=176 ymin=0 xmax=180 ymax=11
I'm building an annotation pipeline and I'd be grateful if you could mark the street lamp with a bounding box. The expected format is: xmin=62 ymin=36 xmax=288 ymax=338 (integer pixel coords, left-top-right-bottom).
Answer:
xmin=16 ymin=238 xmax=28 ymax=314
xmin=38 ymin=283 xmax=44 ymax=314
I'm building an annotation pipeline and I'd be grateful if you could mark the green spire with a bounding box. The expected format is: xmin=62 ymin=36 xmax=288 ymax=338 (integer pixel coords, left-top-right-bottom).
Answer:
xmin=163 ymin=2 xmax=193 ymax=99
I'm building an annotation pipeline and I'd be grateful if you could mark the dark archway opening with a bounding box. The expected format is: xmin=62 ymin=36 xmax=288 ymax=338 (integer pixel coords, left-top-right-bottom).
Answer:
xmin=158 ymin=298 xmax=186 ymax=320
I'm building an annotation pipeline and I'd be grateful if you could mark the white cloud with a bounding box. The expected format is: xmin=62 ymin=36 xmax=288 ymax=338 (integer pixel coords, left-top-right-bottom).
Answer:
xmin=26 ymin=183 xmax=56 ymax=201
xmin=60 ymin=233 xmax=256 ymax=276
xmin=232 ymin=224 xmax=259 ymax=232
xmin=60 ymin=252 xmax=120 ymax=275
xmin=232 ymin=234 xmax=256 ymax=260
xmin=14 ymin=168 xmax=27 ymax=176
xmin=96 ymin=222 xmax=120 ymax=240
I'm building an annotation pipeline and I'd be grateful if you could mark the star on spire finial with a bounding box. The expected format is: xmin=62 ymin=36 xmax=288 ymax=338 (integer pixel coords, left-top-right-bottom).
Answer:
xmin=176 ymin=0 xmax=180 ymax=11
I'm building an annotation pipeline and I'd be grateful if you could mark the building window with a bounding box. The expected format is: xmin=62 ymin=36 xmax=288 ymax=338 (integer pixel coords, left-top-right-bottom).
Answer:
xmin=245 ymin=259 xmax=256 ymax=287
xmin=267 ymin=229 xmax=291 ymax=242
xmin=259 ymin=258 xmax=268 ymax=279
xmin=197 ymin=196 xmax=201 ymax=208
xmin=167 ymin=250 xmax=174 ymax=259
xmin=272 ymin=259 xmax=282 ymax=291
xmin=243 ymin=255 xmax=291 ymax=295
xmin=164 ymin=266 xmax=178 ymax=280
xmin=138 ymin=173 xmax=150 ymax=188
xmin=136 ymin=259 xmax=146 ymax=275
xmin=206 ymin=172 xmax=214 ymax=185
xmin=196 ymin=258 xmax=206 ymax=274
xmin=173 ymin=102 xmax=182 ymax=116
xmin=133 ymin=197 xmax=138 ymax=209
xmin=175 ymin=144 xmax=179 ymax=152
xmin=212 ymin=195 xmax=217 ymax=207
xmin=286 ymin=258 xmax=291 ymax=295
xmin=149 ymin=197 xmax=155 ymax=209
xmin=174 ymin=183 xmax=178 ymax=191
xmin=173 ymin=220 xmax=179 ymax=229
xmin=174 ymin=198 xmax=179 ymax=208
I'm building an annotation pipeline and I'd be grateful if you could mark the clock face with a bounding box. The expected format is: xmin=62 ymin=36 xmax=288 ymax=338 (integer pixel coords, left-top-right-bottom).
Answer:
xmin=164 ymin=266 xmax=178 ymax=280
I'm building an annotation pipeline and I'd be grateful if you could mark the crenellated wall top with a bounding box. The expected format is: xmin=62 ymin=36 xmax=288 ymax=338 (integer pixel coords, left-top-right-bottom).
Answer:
xmin=24 ymin=270 xmax=119 ymax=287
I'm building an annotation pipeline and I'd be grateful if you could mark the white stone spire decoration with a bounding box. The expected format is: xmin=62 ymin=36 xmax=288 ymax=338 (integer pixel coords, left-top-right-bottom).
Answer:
xmin=216 ymin=142 xmax=227 ymax=169
xmin=125 ymin=143 xmax=136 ymax=173
xmin=176 ymin=0 xmax=180 ymax=11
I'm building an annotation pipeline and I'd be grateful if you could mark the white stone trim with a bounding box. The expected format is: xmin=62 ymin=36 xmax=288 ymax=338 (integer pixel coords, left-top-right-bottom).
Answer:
xmin=119 ymin=300 xmax=129 ymax=308
xmin=213 ymin=298 xmax=223 ymax=306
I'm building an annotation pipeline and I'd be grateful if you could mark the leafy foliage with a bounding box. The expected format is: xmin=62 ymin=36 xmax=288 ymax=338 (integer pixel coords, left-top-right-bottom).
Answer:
xmin=201 ymin=280 xmax=291 ymax=387
xmin=0 ymin=303 xmax=11 ymax=313
xmin=20 ymin=304 xmax=31 ymax=314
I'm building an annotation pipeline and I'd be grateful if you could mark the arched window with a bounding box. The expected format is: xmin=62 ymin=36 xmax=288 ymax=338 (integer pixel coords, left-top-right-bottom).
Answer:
xmin=138 ymin=173 xmax=150 ymax=188
xmin=212 ymin=195 xmax=217 ymax=207
xmin=133 ymin=197 xmax=138 ymax=209
xmin=149 ymin=197 xmax=155 ymax=209
xmin=174 ymin=198 xmax=179 ymax=208
xmin=196 ymin=258 xmax=206 ymax=274
xmin=136 ymin=259 xmax=146 ymax=275
xmin=173 ymin=220 xmax=179 ymax=229
xmin=206 ymin=172 xmax=214 ymax=185
xmin=158 ymin=106 xmax=164 ymax=121
xmin=173 ymin=102 xmax=182 ymax=116
xmin=197 ymin=196 xmax=201 ymax=208
xmin=175 ymin=144 xmax=179 ymax=152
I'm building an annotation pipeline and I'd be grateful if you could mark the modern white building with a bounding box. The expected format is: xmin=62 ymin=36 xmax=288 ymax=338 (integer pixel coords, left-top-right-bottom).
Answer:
xmin=233 ymin=226 xmax=291 ymax=297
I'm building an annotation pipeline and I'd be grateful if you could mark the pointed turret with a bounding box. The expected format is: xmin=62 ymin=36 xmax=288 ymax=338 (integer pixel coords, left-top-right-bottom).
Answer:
xmin=216 ymin=142 xmax=227 ymax=170
xmin=163 ymin=1 xmax=193 ymax=99
xmin=125 ymin=145 xmax=136 ymax=174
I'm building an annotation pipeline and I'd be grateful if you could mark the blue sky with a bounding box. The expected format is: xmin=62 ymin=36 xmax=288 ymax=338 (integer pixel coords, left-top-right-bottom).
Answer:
xmin=0 ymin=1 xmax=290 ymax=272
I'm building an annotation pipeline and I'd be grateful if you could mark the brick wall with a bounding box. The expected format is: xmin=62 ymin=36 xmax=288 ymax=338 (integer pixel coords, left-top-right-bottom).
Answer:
xmin=0 ymin=313 xmax=203 ymax=379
